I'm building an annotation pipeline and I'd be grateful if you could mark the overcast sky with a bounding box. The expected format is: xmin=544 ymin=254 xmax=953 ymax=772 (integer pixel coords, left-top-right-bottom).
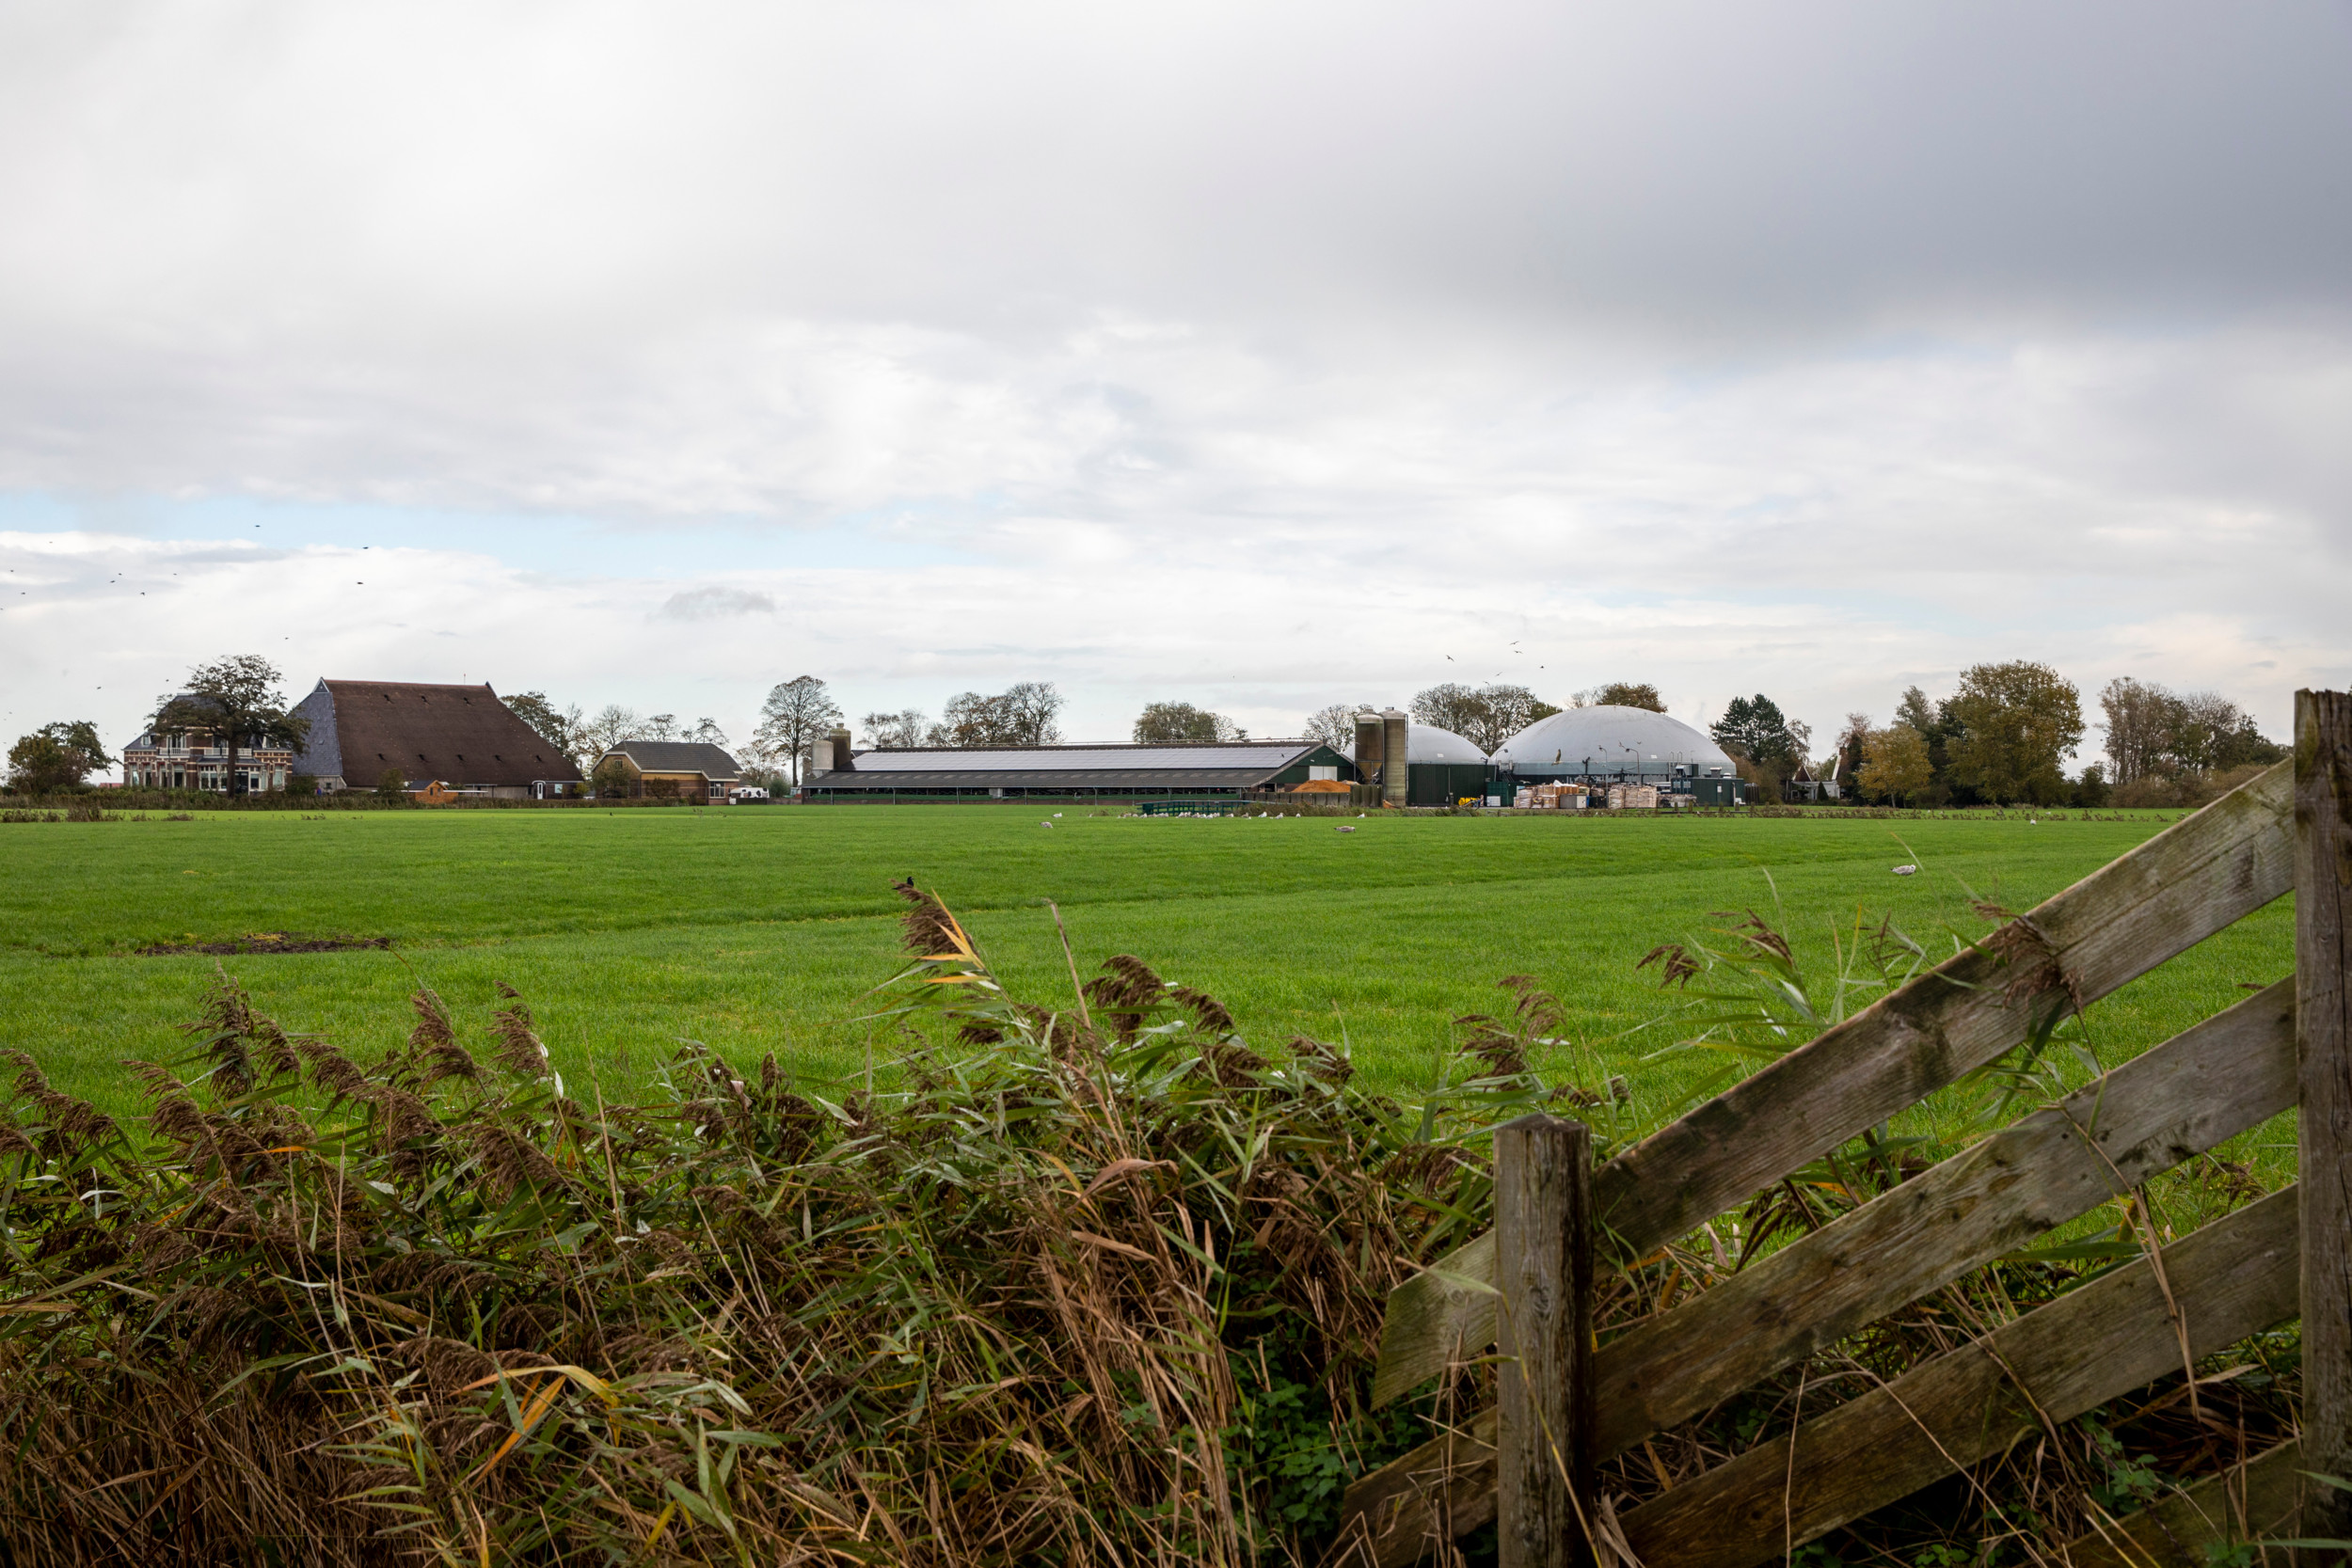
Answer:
xmin=3 ymin=1 xmax=2347 ymax=758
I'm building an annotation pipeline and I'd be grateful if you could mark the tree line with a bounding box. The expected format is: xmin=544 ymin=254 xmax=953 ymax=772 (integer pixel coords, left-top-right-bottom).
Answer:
xmin=4 ymin=654 xmax=2293 ymax=809
xmin=1833 ymin=664 xmax=2285 ymax=808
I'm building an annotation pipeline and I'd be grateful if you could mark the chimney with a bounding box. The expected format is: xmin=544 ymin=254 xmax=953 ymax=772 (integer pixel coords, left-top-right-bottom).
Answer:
xmin=1381 ymin=708 xmax=1409 ymax=807
xmin=828 ymin=727 xmax=854 ymax=772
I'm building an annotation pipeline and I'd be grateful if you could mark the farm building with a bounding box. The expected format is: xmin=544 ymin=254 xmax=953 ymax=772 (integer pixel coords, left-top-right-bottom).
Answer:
xmin=1489 ymin=705 xmax=1747 ymax=805
xmin=591 ymin=742 xmax=742 ymax=802
xmin=802 ymin=734 xmax=1356 ymax=801
xmin=287 ymin=679 xmax=583 ymax=798
xmin=1345 ymin=709 xmax=1493 ymax=806
xmin=123 ymin=702 xmax=297 ymax=794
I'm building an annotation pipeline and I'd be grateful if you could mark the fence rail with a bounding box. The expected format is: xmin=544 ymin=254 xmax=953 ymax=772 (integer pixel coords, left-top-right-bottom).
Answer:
xmin=1330 ymin=696 xmax=2346 ymax=1568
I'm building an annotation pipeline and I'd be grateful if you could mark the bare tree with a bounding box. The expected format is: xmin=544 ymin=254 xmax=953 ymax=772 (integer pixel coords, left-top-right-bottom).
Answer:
xmin=861 ymin=709 xmax=929 ymax=749
xmin=688 ymin=717 xmax=730 ymax=748
xmin=1302 ymin=703 xmax=1368 ymax=749
xmin=2099 ymin=677 xmax=2171 ymax=785
xmin=641 ymin=713 xmax=681 ymax=742
xmin=1412 ymin=683 xmax=1559 ymax=753
xmin=755 ymin=676 xmax=845 ymax=785
xmin=580 ymin=705 xmax=638 ymax=758
xmin=930 ymin=683 xmax=1066 ymax=747
xmin=998 ymin=681 xmax=1066 ymax=745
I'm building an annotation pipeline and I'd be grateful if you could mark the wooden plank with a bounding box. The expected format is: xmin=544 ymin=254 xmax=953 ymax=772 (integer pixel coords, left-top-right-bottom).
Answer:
xmin=1593 ymin=979 xmax=2297 ymax=1456
xmin=1372 ymin=759 xmax=2294 ymax=1405
xmin=1618 ymin=1187 xmax=2303 ymax=1568
xmin=1493 ymin=1116 xmax=1595 ymax=1568
xmin=1327 ymin=1409 xmax=1498 ymax=1568
xmin=1368 ymin=1228 xmax=1497 ymax=1411
xmin=1335 ymin=985 xmax=2296 ymax=1566
xmin=2062 ymin=1439 xmax=2306 ymax=1568
xmin=2298 ymin=688 xmax=2352 ymax=1550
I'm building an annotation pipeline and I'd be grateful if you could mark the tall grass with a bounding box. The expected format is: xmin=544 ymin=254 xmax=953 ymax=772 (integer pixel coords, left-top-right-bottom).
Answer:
xmin=0 ymin=879 xmax=2294 ymax=1564
xmin=0 ymin=882 xmax=1547 ymax=1564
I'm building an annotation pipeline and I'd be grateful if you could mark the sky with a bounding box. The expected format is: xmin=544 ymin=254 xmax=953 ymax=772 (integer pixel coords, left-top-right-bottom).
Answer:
xmin=3 ymin=1 xmax=2348 ymax=762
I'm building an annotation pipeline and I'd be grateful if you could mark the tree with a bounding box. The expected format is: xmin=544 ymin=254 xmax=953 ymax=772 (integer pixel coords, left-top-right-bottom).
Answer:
xmin=151 ymin=655 xmax=308 ymax=798
xmin=503 ymin=692 xmax=586 ymax=768
xmin=8 ymin=721 xmax=108 ymax=794
xmin=997 ymin=681 xmax=1065 ymax=746
xmin=1712 ymin=694 xmax=1809 ymax=799
xmin=1890 ymin=685 xmax=1957 ymax=804
xmin=1133 ymin=702 xmax=1242 ymax=743
xmin=688 ymin=717 xmax=730 ymax=748
xmin=1593 ymin=682 xmax=1665 ymax=712
xmin=1858 ymin=724 xmax=1932 ymax=804
xmin=1710 ymin=695 xmax=1799 ymax=767
xmin=642 ymin=714 xmax=680 ymax=742
xmin=580 ymin=705 xmax=638 ymax=759
xmin=1410 ymin=683 xmax=1558 ymax=753
xmin=1302 ymin=703 xmax=1369 ymax=750
xmin=2098 ymin=677 xmax=2171 ymax=785
xmin=1944 ymin=660 xmax=2084 ymax=805
xmin=2099 ymin=676 xmax=2282 ymax=788
xmin=590 ymin=756 xmax=634 ymax=799
xmin=930 ymin=683 xmax=1067 ymax=748
xmin=754 ymin=676 xmax=845 ymax=786
xmin=861 ymin=710 xmax=929 ymax=749
xmin=1833 ymin=712 xmax=1872 ymax=791
xmin=374 ymin=767 xmax=407 ymax=800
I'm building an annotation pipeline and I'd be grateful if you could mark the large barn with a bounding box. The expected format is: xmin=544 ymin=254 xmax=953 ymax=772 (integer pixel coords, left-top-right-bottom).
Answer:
xmin=802 ymin=736 xmax=1355 ymax=801
xmin=288 ymin=679 xmax=583 ymax=797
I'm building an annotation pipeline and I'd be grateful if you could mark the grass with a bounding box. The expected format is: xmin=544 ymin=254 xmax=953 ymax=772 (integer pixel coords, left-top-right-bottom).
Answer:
xmin=0 ymin=803 xmax=2290 ymax=1136
xmin=0 ymin=799 xmax=2307 ymax=1563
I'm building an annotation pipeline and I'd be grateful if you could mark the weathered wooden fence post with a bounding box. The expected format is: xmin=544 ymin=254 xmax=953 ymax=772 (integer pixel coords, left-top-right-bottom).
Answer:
xmin=1495 ymin=1113 xmax=1596 ymax=1568
xmin=2298 ymin=689 xmax=2352 ymax=1552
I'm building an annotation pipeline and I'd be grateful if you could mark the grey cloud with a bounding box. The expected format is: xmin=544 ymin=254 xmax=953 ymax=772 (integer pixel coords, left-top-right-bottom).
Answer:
xmin=0 ymin=2 xmax=2345 ymax=747
xmin=659 ymin=586 xmax=778 ymax=620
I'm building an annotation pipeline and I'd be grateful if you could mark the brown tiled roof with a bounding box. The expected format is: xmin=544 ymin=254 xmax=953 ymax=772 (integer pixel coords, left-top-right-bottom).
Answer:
xmin=298 ymin=680 xmax=582 ymax=786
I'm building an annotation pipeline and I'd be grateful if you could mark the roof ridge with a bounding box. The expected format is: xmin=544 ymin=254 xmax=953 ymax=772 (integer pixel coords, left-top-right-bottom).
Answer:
xmin=857 ymin=738 xmax=1312 ymax=752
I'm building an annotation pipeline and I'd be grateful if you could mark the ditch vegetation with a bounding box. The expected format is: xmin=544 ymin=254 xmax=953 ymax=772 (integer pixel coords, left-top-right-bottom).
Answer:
xmin=0 ymin=882 xmax=2292 ymax=1564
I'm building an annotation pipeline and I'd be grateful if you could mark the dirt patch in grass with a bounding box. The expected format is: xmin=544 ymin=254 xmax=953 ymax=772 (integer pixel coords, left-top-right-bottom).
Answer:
xmin=134 ymin=933 xmax=392 ymax=957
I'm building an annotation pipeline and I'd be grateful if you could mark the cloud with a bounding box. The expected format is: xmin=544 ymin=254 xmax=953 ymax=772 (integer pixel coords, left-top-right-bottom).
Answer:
xmin=0 ymin=4 xmax=2345 ymax=758
xmin=659 ymin=586 xmax=777 ymax=621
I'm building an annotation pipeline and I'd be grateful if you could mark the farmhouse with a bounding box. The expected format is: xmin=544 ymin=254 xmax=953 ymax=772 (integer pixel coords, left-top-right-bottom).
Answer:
xmin=288 ymin=679 xmax=584 ymax=798
xmin=592 ymin=741 xmax=741 ymax=801
xmin=803 ymin=734 xmax=1356 ymax=801
xmin=123 ymin=705 xmax=296 ymax=794
xmin=1344 ymin=709 xmax=1493 ymax=806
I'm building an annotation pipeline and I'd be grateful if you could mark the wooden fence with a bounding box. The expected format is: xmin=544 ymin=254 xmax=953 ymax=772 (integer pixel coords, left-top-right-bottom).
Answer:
xmin=1329 ymin=689 xmax=2351 ymax=1567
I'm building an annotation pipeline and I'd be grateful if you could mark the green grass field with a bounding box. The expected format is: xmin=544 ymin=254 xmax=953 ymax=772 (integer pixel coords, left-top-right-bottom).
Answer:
xmin=0 ymin=804 xmax=2293 ymax=1158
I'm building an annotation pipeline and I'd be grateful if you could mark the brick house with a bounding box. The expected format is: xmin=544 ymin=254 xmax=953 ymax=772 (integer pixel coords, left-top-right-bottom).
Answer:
xmin=122 ymin=705 xmax=296 ymax=793
xmin=592 ymin=742 xmax=741 ymax=801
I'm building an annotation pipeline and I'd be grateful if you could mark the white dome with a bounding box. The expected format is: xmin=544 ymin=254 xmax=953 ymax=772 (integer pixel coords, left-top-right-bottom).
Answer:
xmin=1406 ymin=722 xmax=1488 ymax=765
xmin=1490 ymin=705 xmax=1735 ymax=778
xmin=1348 ymin=721 xmax=1490 ymax=767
